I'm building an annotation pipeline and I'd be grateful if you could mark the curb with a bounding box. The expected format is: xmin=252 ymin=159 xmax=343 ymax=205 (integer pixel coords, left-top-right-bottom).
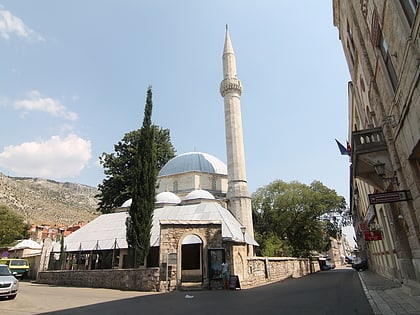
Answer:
xmin=358 ymin=271 xmax=382 ymax=315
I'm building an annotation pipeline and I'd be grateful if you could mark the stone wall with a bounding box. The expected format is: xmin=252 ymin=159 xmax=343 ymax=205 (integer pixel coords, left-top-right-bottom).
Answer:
xmin=159 ymin=221 xmax=223 ymax=290
xmin=36 ymin=257 xmax=319 ymax=291
xmin=37 ymin=268 xmax=160 ymax=292
xmin=240 ymin=257 xmax=320 ymax=288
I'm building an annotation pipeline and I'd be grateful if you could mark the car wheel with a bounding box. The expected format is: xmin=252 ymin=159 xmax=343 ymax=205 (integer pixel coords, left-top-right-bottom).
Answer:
xmin=8 ymin=294 xmax=17 ymax=300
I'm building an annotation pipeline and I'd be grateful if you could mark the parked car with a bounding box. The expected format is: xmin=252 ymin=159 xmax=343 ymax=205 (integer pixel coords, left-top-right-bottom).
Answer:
xmin=352 ymin=258 xmax=368 ymax=271
xmin=345 ymin=256 xmax=354 ymax=265
xmin=0 ymin=264 xmax=19 ymax=300
xmin=320 ymin=261 xmax=336 ymax=271
xmin=0 ymin=258 xmax=30 ymax=279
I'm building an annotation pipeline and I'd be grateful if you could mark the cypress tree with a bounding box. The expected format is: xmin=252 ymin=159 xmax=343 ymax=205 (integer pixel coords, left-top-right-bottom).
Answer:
xmin=126 ymin=86 xmax=157 ymax=267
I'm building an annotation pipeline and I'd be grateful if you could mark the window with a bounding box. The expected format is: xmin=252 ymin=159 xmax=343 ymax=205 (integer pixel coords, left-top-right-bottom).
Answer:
xmin=208 ymin=249 xmax=225 ymax=279
xmin=379 ymin=34 xmax=398 ymax=91
xmin=212 ymin=177 xmax=217 ymax=191
xmin=399 ymin=0 xmax=419 ymax=27
xmin=371 ymin=9 xmax=381 ymax=46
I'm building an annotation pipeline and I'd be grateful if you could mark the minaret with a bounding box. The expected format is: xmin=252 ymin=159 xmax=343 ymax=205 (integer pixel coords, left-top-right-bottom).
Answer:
xmin=220 ymin=26 xmax=254 ymax=241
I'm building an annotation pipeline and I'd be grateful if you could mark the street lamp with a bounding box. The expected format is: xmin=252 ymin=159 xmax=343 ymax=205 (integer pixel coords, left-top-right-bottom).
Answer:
xmin=240 ymin=226 xmax=246 ymax=242
xmin=373 ymin=160 xmax=400 ymax=186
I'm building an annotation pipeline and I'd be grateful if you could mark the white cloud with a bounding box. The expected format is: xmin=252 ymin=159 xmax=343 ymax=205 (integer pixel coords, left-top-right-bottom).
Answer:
xmin=14 ymin=91 xmax=78 ymax=120
xmin=0 ymin=134 xmax=92 ymax=178
xmin=0 ymin=8 xmax=44 ymax=41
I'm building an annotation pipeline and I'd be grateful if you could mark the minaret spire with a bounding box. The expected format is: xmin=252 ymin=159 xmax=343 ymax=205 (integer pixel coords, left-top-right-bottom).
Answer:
xmin=220 ymin=27 xmax=254 ymax=247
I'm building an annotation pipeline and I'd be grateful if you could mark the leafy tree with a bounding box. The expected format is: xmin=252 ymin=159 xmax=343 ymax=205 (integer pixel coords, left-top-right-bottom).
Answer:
xmin=126 ymin=87 xmax=157 ymax=267
xmin=97 ymin=124 xmax=175 ymax=214
xmin=252 ymin=180 xmax=349 ymax=257
xmin=0 ymin=205 xmax=28 ymax=247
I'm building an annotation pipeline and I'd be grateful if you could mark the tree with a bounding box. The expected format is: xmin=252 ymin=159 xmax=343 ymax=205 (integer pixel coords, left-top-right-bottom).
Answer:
xmin=126 ymin=87 xmax=157 ymax=267
xmin=0 ymin=205 xmax=28 ymax=247
xmin=252 ymin=180 xmax=349 ymax=257
xmin=97 ymin=124 xmax=175 ymax=214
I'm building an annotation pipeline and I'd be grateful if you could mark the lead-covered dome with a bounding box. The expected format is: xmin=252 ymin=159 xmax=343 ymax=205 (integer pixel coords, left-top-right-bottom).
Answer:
xmin=156 ymin=191 xmax=181 ymax=205
xmin=158 ymin=152 xmax=227 ymax=177
xmin=184 ymin=189 xmax=215 ymax=201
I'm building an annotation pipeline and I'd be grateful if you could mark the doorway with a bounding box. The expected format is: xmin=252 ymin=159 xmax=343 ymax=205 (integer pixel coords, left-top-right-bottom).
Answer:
xmin=181 ymin=234 xmax=203 ymax=283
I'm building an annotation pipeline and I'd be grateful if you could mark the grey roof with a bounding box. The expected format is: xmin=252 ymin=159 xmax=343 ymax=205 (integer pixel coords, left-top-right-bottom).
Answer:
xmin=54 ymin=201 xmax=257 ymax=252
xmin=158 ymin=152 xmax=227 ymax=177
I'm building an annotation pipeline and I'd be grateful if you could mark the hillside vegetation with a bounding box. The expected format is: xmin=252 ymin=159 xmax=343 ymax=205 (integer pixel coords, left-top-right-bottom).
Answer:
xmin=0 ymin=172 xmax=100 ymax=225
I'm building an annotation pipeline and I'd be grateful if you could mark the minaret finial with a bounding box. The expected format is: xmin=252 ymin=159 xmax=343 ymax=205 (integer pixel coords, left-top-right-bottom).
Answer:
xmin=226 ymin=24 xmax=228 ymax=31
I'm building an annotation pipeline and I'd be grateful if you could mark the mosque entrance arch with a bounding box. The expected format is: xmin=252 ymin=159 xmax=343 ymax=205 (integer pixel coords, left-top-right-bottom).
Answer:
xmin=180 ymin=234 xmax=203 ymax=283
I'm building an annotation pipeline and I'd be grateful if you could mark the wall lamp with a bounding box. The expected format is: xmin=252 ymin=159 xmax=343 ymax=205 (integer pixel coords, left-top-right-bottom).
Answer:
xmin=374 ymin=160 xmax=400 ymax=186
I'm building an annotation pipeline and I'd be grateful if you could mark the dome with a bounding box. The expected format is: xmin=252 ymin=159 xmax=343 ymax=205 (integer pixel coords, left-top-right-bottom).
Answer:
xmin=156 ymin=191 xmax=181 ymax=205
xmin=184 ymin=189 xmax=215 ymax=201
xmin=158 ymin=152 xmax=227 ymax=177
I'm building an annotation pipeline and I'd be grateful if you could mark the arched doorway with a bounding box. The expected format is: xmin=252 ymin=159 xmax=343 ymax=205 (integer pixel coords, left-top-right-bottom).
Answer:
xmin=181 ymin=234 xmax=203 ymax=283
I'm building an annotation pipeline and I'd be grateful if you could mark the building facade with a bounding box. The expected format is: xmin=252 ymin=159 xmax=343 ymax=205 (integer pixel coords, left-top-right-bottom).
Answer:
xmin=333 ymin=0 xmax=420 ymax=292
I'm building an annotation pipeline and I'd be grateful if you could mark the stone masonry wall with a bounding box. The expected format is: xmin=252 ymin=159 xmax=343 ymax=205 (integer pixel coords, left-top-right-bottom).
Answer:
xmin=241 ymin=257 xmax=320 ymax=288
xmin=36 ymin=257 xmax=319 ymax=291
xmin=37 ymin=268 xmax=160 ymax=292
xmin=159 ymin=221 xmax=223 ymax=290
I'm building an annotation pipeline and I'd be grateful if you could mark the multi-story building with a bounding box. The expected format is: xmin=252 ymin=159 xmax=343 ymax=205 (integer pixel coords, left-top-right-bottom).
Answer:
xmin=333 ymin=0 xmax=420 ymax=293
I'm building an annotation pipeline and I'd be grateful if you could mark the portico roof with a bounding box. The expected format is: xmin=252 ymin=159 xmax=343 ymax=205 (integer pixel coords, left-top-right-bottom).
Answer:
xmin=54 ymin=201 xmax=258 ymax=252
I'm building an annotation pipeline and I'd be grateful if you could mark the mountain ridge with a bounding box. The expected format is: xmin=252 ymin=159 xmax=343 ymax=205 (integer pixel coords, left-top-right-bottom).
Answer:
xmin=0 ymin=172 xmax=100 ymax=225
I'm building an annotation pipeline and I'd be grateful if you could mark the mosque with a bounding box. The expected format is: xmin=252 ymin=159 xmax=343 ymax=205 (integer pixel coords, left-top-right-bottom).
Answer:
xmin=52 ymin=28 xmax=258 ymax=289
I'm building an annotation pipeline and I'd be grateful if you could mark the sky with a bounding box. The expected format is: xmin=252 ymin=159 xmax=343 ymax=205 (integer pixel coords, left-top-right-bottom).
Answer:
xmin=0 ymin=1 xmax=354 ymax=243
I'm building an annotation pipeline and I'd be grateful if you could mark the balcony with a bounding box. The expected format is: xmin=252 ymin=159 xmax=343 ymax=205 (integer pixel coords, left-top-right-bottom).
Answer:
xmin=351 ymin=128 xmax=391 ymax=189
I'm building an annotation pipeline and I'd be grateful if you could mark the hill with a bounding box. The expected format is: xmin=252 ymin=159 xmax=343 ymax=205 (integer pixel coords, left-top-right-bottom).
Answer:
xmin=0 ymin=172 xmax=100 ymax=225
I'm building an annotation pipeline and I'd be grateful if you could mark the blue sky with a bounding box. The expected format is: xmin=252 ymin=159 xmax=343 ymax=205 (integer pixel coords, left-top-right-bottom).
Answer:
xmin=0 ymin=1 xmax=352 ymax=230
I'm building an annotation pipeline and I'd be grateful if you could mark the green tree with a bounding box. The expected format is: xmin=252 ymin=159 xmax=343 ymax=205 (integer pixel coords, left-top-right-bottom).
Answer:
xmin=126 ymin=87 xmax=157 ymax=267
xmin=97 ymin=125 xmax=175 ymax=214
xmin=252 ymin=180 xmax=349 ymax=257
xmin=0 ymin=205 xmax=28 ymax=247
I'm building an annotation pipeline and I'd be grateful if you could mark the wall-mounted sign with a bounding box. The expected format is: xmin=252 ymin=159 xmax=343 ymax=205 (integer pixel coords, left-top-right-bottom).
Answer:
xmin=364 ymin=230 xmax=382 ymax=241
xmin=363 ymin=205 xmax=376 ymax=225
xmin=167 ymin=253 xmax=177 ymax=265
xmin=368 ymin=190 xmax=411 ymax=204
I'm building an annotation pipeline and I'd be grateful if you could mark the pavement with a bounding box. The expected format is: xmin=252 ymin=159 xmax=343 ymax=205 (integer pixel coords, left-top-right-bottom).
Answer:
xmin=357 ymin=270 xmax=420 ymax=314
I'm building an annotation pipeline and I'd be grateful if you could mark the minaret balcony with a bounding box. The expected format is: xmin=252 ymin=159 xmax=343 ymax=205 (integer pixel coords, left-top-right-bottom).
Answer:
xmin=220 ymin=78 xmax=242 ymax=96
xmin=351 ymin=127 xmax=391 ymax=188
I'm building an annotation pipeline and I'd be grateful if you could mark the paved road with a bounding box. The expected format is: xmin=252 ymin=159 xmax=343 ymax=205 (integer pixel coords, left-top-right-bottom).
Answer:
xmin=0 ymin=268 xmax=373 ymax=315
xmin=0 ymin=281 xmax=159 ymax=315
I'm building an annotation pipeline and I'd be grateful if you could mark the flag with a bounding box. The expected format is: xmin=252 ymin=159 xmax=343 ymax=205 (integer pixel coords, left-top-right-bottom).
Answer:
xmin=335 ymin=139 xmax=351 ymax=156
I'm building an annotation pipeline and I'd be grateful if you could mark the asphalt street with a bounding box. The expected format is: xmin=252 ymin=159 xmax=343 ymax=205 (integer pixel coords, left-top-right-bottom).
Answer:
xmin=1 ymin=268 xmax=372 ymax=315
xmin=0 ymin=268 xmax=373 ymax=315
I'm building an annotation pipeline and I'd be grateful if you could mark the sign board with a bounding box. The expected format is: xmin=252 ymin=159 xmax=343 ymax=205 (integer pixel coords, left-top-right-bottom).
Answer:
xmin=364 ymin=230 xmax=382 ymax=241
xmin=167 ymin=253 xmax=177 ymax=265
xmin=229 ymin=275 xmax=241 ymax=290
xmin=363 ymin=205 xmax=376 ymax=225
xmin=368 ymin=190 xmax=411 ymax=205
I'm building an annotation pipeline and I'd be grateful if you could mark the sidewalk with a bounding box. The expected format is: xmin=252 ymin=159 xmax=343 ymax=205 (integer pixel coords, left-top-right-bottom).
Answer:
xmin=358 ymin=270 xmax=420 ymax=315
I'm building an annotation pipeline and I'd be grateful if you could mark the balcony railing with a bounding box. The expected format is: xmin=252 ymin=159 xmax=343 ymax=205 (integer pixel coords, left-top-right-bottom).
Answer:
xmin=351 ymin=127 xmax=389 ymax=189
xmin=352 ymin=128 xmax=387 ymax=155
